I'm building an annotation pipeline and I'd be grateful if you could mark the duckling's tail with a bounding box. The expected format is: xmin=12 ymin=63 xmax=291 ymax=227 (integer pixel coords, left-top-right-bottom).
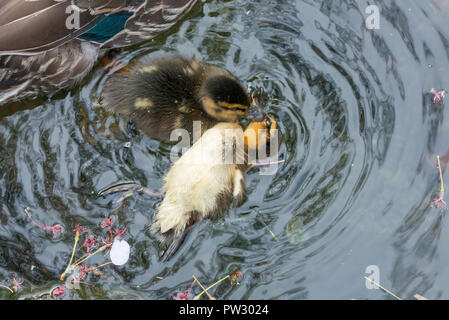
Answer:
xmin=160 ymin=224 xmax=195 ymax=261
xmin=148 ymin=209 xmax=201 ymax=261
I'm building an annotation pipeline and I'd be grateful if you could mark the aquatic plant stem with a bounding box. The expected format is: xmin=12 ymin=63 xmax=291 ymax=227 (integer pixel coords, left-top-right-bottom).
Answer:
xmin=192 ymin=276 xmax=216 ymax=300
xmin=87 ymin=261 xmax=112 ymax=272
xmin=193 ymin=275 xmax=231 ymax=300
xmin=60 ymin=231 xmax=80 ymax=281
xmin=438 ymin=155 xmax=444 ymax=195
xmin=24 ymin=208 xmax=43 ymax=228
xmin=259 ymin=219 xmax=280 ymax=242
xmin=364 ymin=276 xmax=401 ymax=300
xmin=71 ymin=245 xmax=109 ymax=268
xmin=0 ymin=284 xmax=13 ymax=294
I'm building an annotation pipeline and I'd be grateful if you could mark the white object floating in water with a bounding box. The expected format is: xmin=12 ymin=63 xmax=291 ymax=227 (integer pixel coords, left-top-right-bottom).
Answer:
xmin=110 ymin=239 xmax=130 ymax=266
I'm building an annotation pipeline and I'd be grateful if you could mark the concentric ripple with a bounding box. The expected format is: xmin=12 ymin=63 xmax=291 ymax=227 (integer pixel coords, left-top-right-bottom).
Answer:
xmin=1 ymin=0 xmax=449 ymax=299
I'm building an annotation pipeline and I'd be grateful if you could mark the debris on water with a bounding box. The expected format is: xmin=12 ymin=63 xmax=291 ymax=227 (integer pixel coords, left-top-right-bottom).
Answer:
xmin=9 ymin=274 xmax=24 ymax=292
xmin=51 ymin=285 xmax=66 ymax=298
xmin=110 ymin=239 xmax=130 ymax=266
xmin=230 ymin=271 xmax=243 ymax=285
xmin=82 ymin=234 xmax=98 ymax=254
xmin=112 ymin=227 xmax=127 ymax=238
xmin=258 ymin=218 xmax=280 ymax=242
xmin=430 ymin=88 xmax=446 ymax=104
xmin=286 ymin=215 xmax=305 ymax=245
xmin=101 ymin=216 xmax=114 ymax=229
xmin=24 ymin=207 xmax=63 ymax=238
xmin=173 ymin=279 xmax=195 ymax=300
xmin=430 ymin=156 xmax=448 ymax=210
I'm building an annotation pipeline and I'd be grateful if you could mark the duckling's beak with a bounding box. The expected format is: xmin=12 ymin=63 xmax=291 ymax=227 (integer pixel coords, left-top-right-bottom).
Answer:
xmin=247 ymin=103 xmax=266 ymax=121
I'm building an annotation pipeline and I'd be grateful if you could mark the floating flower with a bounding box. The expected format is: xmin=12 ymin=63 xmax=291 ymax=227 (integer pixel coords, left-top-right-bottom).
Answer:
xmin=43 ymin=224 xmax=63 ymax=238
xmin=173 ymin=279 xmax=195 ymax=300
xmin=24 ymin=208 xmax=62 ymax=238
xmin=430 ymin=88 xmax=446 ymax=104
xmin=101 ymin=217 xmax=113 ymax=229
xmin=110 ymin=239 xmax=130 ymax=266
xmin=78 ymin=264 xmax=89 ymax=279
xmin=73 ymin=224 xmax=87 ymax=234
xmin=173 ymin=290 xmax=192 ymax=300
xmin=9 ymin=274 xmax=24 ymax=292
xmin=112 ymin=227 xmax=127 ymax=238
xmin=51 ymin=285 xmax=66 ymax=298
xmin=431 ymin=192 xmax=447 ymax=209
xmin=103 ymin=236 xmax=113 ymax=247
xmin=82 ymin=234 xmax=98 ymax=254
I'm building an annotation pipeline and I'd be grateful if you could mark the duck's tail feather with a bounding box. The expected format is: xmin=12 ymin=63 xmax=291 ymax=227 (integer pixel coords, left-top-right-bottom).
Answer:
xmin=160 ymin=224 xmax=194 ymax=261
xmin=148 ymin=209 xmax=201 ymax=261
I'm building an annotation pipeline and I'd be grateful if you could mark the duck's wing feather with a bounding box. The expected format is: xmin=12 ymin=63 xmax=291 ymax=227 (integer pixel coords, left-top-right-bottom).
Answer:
xmin=0 ymin=0 xmax=100 ymax=54
xmin=0 ymin=0 xmax=197 ymax=54
xmin=0 ymin=39 xmax=99 ymax=104
xmin=101 ymin=0 xmax=198 ymax=49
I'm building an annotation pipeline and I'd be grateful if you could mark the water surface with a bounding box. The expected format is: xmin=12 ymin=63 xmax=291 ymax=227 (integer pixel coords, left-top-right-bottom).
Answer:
xmin=1 ymin=0 xmax=449 ymax=299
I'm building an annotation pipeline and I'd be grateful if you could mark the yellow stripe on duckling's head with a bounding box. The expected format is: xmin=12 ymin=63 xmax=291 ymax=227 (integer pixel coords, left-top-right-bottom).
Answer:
xmin=200 ymin=75 xmax=250 ymax=122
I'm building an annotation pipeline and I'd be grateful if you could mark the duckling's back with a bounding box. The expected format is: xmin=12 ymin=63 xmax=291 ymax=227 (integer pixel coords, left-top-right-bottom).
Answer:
xmin=102 ymin=56 xmax=226 ymax=142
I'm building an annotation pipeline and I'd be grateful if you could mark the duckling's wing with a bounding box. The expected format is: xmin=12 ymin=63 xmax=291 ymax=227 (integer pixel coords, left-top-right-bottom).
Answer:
xmin=0 ymin=0 xmax=100 ymax=54
xmin=101 ymin=0 xmax=198 ymax=49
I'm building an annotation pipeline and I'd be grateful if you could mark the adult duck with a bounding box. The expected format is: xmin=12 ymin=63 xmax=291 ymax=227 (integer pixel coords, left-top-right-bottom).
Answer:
xmin=0 ymin=0 xmax=198 ymax=104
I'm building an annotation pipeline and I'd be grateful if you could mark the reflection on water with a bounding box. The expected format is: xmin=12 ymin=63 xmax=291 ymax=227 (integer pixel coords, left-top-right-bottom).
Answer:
xmin=1 ymin=0 xmax=449 ymax=299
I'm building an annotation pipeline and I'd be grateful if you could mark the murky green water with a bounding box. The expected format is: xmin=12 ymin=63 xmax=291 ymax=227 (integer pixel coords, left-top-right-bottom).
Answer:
xmin=1 ymin=0 xmax=449 ymax=299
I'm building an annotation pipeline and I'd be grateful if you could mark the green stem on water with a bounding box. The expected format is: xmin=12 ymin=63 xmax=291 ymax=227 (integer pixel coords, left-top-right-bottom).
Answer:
xmin=60 ymin=231 xmax=80 ymax=281
xmin=71 ymin=245 xmax=109 ymax=268
xmin=259 ymin=219 xmax=280 ymax=242
xmin=437 ymin=155 xmax=444 ymax=195
xmin=0 ymin=284 xmax=13 ymax=294
xmin=193 ymin=275 xmax=230 ymax=300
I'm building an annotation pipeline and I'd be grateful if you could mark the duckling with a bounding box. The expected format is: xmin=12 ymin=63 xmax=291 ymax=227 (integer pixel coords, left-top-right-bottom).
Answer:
xmin=150 ymin=115 xmax=278 ymax=260
xmin=101 ymin=56 xmax=266 ymax=142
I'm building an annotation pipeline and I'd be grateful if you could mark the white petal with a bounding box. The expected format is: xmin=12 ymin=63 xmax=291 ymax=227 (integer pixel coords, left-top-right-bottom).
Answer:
xmin=110 ymin=239 xmax=130 ymax=266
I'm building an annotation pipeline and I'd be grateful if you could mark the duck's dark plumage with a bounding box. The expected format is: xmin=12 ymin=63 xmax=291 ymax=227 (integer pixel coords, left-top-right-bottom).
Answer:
xmin=101 ymin=56 xmax=251 ymax=142
xmin=0 ymin=0 xmax=198 ymax=104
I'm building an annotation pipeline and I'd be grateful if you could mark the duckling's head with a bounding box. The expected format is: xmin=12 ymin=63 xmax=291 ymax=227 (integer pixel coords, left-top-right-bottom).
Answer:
xmin=199 ymin=75 xmax=252 ymax=122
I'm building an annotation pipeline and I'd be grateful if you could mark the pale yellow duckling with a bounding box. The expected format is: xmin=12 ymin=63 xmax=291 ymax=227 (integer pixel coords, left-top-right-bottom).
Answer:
xmin=150 ymin=116 xmax=278 ymax=260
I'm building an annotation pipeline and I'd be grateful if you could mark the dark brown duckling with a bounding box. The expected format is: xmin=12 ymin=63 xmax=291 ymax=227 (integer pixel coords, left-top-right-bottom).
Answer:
xmin=101 ymin=56 xmax=265 ymax=142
